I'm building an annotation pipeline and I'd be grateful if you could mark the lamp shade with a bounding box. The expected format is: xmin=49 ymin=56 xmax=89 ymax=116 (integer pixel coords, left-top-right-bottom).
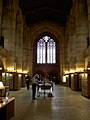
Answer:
xmin=0 ymin=81 xmax=5 ymax=90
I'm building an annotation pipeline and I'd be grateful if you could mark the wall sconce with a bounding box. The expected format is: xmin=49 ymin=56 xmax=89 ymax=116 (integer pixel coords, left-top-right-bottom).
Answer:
xmin=62 ymin=76 xmax=66 ymax=82
xmin=0 ymin=67 xmax=2 ymax=70
xmin=23 ymin=71 xmax=28 ymax=74
xmin=87 ymin=68 xmax=90 ymax=70
xmin=0 ymin=81 xmax=5 ymax=103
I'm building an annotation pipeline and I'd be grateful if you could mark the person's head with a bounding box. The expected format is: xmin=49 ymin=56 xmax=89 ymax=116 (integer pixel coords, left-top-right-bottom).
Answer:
xmin=34 ymin=74 xmax=39 ymax=79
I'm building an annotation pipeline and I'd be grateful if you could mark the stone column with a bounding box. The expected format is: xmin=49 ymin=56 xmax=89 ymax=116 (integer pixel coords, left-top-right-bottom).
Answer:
xmin=75 ymin=0 xmax=89 ymax=97
xmin=1 ymin=0 xmax=16 ymax=71
xmin=68 ymin=4 xmax=76 ymax=71
xmin=64 ymin=23 xmax=69 ymax=72
xmin=7 ymin=10 xmax=16 ymax=70
xmin=22 ymin=22 xmax=28 ymax=74
xmin=15 ymin=8 xmax=23 ymax=72
xmin=0 ymin=1 xmax=2 ymax=80
xmin=0 ymin=0 xmax=2 ymax=37
xmin=69 ymin=33 xmax=76 ymax=70
xmin=76 ymin=0 xmax=88 ymax=69
xmin=87 ymin=0 xmax=90 ymax=40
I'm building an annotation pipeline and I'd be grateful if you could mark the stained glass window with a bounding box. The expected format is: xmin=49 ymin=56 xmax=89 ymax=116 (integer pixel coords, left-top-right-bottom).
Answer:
xmin=37 ymin=36 xmax=56 ymax=64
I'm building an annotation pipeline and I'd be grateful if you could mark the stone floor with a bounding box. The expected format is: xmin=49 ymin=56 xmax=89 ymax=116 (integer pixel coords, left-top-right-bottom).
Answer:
xmin=10 ymin=85 xmax=90 ymax=120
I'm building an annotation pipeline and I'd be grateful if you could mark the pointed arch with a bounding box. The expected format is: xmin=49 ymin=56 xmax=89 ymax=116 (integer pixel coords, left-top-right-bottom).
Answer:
xmin=37 ymin=35 xmax=56 ymax=64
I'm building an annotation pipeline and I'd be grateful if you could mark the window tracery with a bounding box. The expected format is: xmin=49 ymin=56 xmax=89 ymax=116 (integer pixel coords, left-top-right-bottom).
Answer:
xmin=37 ymin=36 xmax=56 ymax=64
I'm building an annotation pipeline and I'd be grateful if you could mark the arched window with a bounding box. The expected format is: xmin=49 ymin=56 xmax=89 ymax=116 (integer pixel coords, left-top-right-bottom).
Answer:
xmin=37 ymin=35 xmax=56 ymax=64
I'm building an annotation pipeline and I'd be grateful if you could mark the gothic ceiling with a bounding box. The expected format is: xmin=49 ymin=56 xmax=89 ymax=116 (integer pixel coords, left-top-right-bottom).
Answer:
xmin=19 ymin=0 xmax=72 ymax=26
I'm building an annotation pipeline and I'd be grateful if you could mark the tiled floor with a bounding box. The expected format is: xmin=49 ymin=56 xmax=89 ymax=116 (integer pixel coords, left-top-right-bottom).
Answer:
xmin=10 ymin=85 xmax=90 ymax=120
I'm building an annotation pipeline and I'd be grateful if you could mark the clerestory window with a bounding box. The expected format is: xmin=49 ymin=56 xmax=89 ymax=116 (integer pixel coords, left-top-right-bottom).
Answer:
xmin=37 ymin=35 xmax=56 ymax=64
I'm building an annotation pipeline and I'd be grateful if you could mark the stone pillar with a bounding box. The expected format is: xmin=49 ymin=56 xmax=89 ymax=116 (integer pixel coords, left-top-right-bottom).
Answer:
xmin=6 ymin=52 xmax=16 ymax=70
xmin=87 ymin=0 xmax=90 ymax=40
xmin=1 ymin=0 xmax=16 ymax=71
xmin=75 ymin=0 xmax=90 ymax=97
xmin=0 ymin=0 xmax=2 ymax=37
xmin=65 ymin=0 xmax=77 ymax=72
xmin=64 ymin=23 xmax=69 ymax=72
xmin=69 ymin=31 xmax=76 ymax=70
xmin=76 ymin=0 xmax=88 ymax=69
xmin=22 ymin=21 xmax=28 ymax=74
xmin=0 ymin=1 xmax=2 ymax=81
xmin=15 ymin=9 xmax=23 ymax=72
xmin=69 ymin=6 xmax=76 ymax=71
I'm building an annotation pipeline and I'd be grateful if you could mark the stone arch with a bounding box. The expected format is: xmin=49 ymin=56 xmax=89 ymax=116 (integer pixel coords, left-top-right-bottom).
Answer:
xmin=30 ymin=23 xmax=64 ymax=47
xmin=30 ymin=23 xmax=64 ymax=61
xmin=33 ymin=31 xmax=60 ymax=64
xmin=33 ymin=32 xmax=60 ymax=81
xmin=28 ymin=21 xmax=64 ymax=76
xmin=33 ymin=31 xmax=59 ymax=45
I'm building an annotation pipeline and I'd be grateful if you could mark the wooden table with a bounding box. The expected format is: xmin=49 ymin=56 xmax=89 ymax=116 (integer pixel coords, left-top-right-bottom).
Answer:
xmin=0 ymin=97 xmax=15 ymax=120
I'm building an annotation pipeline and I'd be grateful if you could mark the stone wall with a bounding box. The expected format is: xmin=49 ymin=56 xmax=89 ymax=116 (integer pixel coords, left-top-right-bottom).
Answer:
xmin=65 ymin=0 xmax=88 ymax=72
xmin=27 ymin=21 xmax=65 ymax=76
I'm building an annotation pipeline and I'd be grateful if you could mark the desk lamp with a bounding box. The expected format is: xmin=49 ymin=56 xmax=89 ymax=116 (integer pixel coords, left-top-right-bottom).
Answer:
xmin=0 ymin=81 xmax=5 ymax=103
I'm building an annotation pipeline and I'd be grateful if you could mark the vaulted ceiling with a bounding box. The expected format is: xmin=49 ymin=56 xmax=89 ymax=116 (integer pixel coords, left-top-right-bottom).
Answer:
xmin=19 ymin=0 xmax=72 ymax=26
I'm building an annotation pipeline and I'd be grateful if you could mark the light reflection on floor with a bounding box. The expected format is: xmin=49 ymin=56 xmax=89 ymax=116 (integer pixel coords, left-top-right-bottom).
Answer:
xmin=10 ymin=85 xmax=90 ymax=120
